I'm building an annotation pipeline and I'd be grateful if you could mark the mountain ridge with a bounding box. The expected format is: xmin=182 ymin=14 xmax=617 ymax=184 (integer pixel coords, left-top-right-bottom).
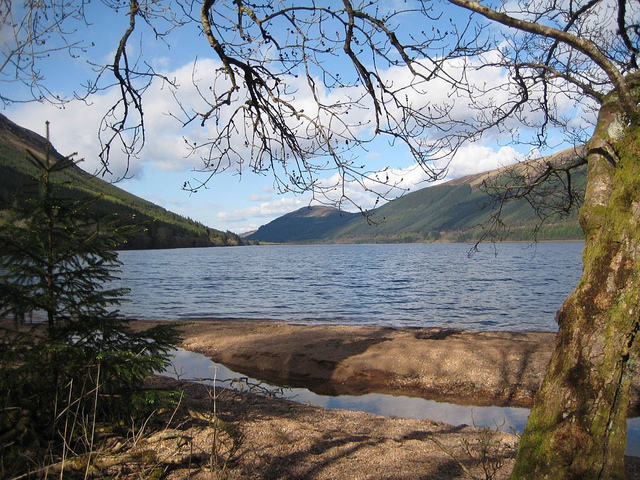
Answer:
xmin=0 ymin=114 xmax=248 ymax=249
xmin=247 ymin=148 xmax=586 ymax=244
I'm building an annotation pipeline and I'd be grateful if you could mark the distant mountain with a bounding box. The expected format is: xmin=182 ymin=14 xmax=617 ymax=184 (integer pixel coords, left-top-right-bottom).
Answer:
xmin=245 ymin=206 xmax=361 ymax=243
xmin=0 ymin=114 xmax=248 ymax=249
xmin=247 ymin=149 xmax=586 ymax=244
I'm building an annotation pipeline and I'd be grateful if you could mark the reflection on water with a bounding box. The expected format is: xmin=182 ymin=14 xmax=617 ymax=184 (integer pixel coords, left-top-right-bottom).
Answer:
xmin=164 ymin=348 xmax=640 ymax=456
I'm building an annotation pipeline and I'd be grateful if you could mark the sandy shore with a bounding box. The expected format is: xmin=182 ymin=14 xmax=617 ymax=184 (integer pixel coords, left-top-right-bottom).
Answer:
xmin=4 ymin=317 xmax=635 ymax=479
xmin=124 ymin=319 xmax=640 ymax=479
xmin=134 ymin=318 xmax=575 ymax=409
xmin=3 ymin=318 xmax=639 ymax=478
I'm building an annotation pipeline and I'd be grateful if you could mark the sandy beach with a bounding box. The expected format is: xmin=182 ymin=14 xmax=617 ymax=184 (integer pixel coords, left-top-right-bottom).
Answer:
xmin=138 ymin=318 xmax=640 ymax=411
xmin=123 ymin=318 xmax=640 ymax=479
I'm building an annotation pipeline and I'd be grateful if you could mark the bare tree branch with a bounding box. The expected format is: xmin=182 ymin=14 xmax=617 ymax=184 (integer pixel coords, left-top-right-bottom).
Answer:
xmin=449 ymin=0 xmax=636 ymax=116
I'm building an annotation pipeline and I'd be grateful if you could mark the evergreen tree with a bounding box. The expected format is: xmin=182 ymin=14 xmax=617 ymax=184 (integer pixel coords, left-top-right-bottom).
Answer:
xmin=0 ymin=122 xmax=181 ymax=475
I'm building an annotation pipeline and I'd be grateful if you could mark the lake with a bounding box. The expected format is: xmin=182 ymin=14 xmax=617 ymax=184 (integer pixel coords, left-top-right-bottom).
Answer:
xmin=115 ymin=241 xmax=640 ymax=455
xmin=115 ymin=241 xmax=584 ymax=331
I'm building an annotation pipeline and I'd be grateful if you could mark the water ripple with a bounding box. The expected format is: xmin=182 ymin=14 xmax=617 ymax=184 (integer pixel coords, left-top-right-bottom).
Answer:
xmin=114 ymin=242 xmax=584 ymax=332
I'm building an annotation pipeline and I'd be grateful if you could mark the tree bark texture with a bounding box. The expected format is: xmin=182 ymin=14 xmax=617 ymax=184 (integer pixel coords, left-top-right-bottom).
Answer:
xmin=511 ymin=94 xmax=640 ymax=479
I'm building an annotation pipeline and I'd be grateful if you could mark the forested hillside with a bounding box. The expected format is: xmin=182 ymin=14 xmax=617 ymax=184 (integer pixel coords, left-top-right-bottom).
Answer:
xmin=247 ymin=149 xmax=585 ymax=244
xmin=0 ymin=114 xmax=247 ymax=249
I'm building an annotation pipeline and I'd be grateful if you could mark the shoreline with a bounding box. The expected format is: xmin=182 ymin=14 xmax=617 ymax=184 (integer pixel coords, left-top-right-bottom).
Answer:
xmin=5 ymin=317 xmax=639 ymax=478
xmin=134 ymin=318 xmax=640 ymax=413
xmin=135 ymin=318 xmax=557 ymax=409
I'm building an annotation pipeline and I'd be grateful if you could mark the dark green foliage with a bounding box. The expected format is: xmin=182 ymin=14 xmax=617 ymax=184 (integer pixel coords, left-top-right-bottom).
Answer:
xmin=0 ymin=114 xmax=248 ymax=249
xmin=0 ymin=154 xmax=128 ymax=328
xmin=0 ymin=129 xmax=181 ymax=476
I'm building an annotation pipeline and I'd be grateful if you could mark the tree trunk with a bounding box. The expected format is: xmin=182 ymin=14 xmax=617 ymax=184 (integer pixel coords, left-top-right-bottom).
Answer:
xmin=511 ymin=95 xmax=640 ymax=479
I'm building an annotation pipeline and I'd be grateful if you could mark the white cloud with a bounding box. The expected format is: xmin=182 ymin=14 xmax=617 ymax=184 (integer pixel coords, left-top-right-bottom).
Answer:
xmin=217 ymin=194 xmax=311 ymax=231
xmin=8 ymin=96 xmax=127 ymax=178
xmin=8 ymin=47 xmax=568 ymax=184
xmin=236 ymin=143 xmax=527 ymax=226
xmin=249 ymin=192 xmax=273 ymax=202
xmin=7 ymin=58 xmax=236 ymax=180
xmin=220 ymin=195 xmax=310 ymax=220
xmin=5 ymin=40 xmax=585 ymax=233
xmin=7 ymin=89 xmax=199 ymax=180
xmin=443 ymin=143 xmax=524 ymax=178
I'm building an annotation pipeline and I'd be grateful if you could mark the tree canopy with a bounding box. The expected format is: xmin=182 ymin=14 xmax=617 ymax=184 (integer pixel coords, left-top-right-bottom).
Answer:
xmin=4 ymin=0 xmax=629 ymax=205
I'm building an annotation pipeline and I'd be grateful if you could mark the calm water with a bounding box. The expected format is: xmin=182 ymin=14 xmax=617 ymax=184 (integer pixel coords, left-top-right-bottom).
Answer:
xmin=115 ymin=242 xmax=584 ymax=331
xmin=166 ymin=348 xmax=640 ymax=456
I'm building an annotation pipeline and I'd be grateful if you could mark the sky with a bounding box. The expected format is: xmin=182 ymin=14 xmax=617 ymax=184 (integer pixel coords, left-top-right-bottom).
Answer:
xmin=2 ymin=1 xmax=595 ymax=234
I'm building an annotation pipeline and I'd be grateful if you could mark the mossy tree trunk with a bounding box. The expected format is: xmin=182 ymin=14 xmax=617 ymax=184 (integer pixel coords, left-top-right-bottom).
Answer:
xmin=511 ymin=93 xmax=640 ymax=478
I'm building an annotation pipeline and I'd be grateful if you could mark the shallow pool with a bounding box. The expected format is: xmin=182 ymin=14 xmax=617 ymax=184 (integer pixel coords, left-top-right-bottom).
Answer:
xmin=163 ymin=348 xmax=640 ymax=456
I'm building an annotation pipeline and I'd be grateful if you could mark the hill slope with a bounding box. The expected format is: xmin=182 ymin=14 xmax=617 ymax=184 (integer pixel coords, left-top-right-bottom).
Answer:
xmin=244 ymin=206 xmax=361 ymax=243
xmin=247 ymin=150 xmax=586 ymax=244
xmin=0 ymin=114 xmax=247 ymax=249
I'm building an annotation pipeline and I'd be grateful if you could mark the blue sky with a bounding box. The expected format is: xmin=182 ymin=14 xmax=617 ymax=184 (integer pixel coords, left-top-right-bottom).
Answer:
xmin=2 ymin=1 xmax=595 ymax=234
